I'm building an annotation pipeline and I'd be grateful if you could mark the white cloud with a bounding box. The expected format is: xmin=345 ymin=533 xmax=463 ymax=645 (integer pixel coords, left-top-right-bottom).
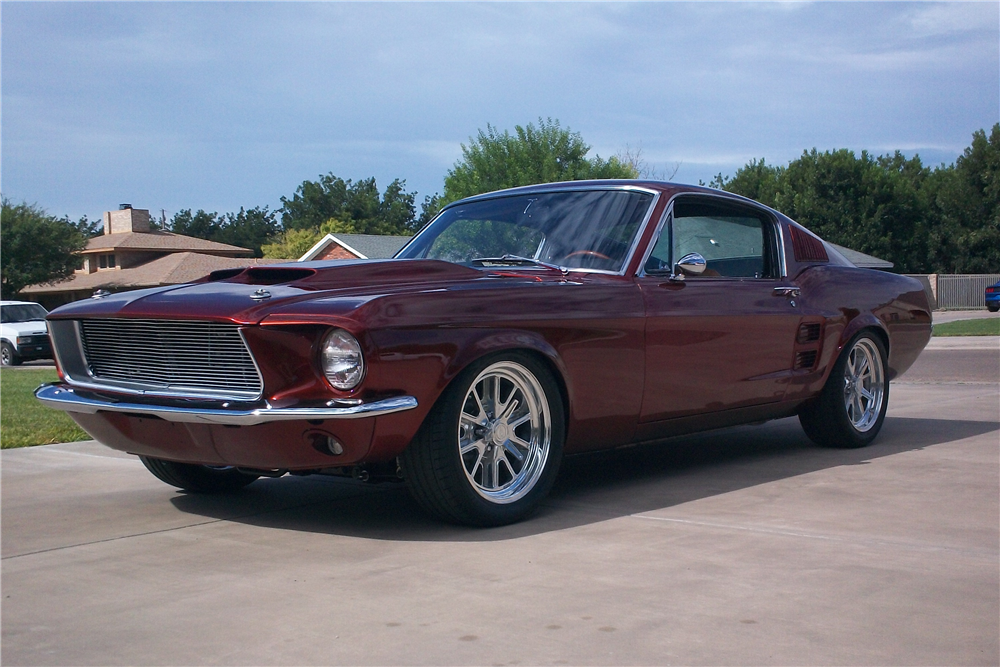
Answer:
xmin=908 ymin=2 xmax=997 ymax=37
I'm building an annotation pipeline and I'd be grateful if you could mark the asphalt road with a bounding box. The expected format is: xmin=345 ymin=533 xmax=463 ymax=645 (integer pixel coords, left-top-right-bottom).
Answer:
xmin=2 ymin=344 xmax=997 ymax=666
xmin=903 ymin=336 xmax=999 ymax=383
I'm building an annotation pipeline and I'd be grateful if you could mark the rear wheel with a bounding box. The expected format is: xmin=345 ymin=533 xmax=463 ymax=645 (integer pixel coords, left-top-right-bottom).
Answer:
xmin=987 ymin=303 xmax=999 ymax=313
xmin=1 ymin=342 xmax=21 ymax=366
xmin=799 ymin=332 xmax=888 ymax=449
xmin=400 ymin=353 xmax=564 ymax=526
xmin=139 ymin=456 xmax=259 ymax=493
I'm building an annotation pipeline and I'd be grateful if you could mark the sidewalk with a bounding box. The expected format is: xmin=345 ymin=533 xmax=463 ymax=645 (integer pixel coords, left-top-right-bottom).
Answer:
xmin=933 ymin=309 xmax=998 ymax=323
xmin=925 ymin=335 xmax=999 ymax=350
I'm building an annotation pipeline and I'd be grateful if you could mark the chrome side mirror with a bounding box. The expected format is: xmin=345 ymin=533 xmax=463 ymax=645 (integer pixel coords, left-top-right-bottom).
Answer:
xmin=674 ymin=252 xmax=707 ymax=278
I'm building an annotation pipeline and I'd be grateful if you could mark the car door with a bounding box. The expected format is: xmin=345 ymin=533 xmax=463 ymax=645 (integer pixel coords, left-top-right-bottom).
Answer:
xmin=636 ymin=195 xmax=801 ymax=423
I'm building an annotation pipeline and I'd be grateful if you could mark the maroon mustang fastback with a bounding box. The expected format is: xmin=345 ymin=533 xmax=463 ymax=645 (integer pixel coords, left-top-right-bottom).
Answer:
xmin=36 ymin=181 xmax=931 ymax=526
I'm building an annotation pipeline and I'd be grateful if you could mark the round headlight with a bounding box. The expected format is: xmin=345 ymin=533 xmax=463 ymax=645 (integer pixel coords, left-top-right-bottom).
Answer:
xmin=320 ymin=329 xmax=364 ymax=390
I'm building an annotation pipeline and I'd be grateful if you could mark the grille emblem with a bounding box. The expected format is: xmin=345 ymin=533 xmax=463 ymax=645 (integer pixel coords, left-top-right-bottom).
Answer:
xmin=250 ymin=289 xmax=271 ymax=301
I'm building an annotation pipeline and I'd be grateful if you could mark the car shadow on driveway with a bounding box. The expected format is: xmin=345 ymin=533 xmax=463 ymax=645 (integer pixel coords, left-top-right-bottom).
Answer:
xmin=168 ymin=415 xmax=998 ymax=541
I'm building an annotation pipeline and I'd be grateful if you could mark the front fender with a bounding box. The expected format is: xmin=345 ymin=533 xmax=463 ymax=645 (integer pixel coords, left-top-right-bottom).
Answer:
xmin=363 ymin=326 xmax=572 ymax=462
xmin=442 ymin=328 xmax=568 ymax=391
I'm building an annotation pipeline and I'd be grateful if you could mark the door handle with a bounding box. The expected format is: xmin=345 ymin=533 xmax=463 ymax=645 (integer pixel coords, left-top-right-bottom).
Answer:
xmin=773 ymin=287 xmax=800 ymax=298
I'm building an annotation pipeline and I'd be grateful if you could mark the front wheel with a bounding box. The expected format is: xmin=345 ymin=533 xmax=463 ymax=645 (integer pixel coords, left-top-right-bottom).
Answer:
xmin=139 ymin=456 xmax=259 ymax=493
xmin=1 ymin=341 xmax=21 ymax=366
xmin=400 ymin=353 xmax=565 ymax=526
xmin=799 ymin=332 xmax=889 ymax=448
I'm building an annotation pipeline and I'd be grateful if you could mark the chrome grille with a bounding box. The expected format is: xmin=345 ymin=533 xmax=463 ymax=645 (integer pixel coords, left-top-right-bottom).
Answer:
xmin=78 ymin=319 xmax=262 ymax=399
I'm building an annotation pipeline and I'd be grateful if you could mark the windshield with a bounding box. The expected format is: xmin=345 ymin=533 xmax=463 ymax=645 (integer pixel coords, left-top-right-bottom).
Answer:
xmin=397 ymin=189 xmax=655 ymax=273
xmin=0 ymin=303 xmax=48 ymax=324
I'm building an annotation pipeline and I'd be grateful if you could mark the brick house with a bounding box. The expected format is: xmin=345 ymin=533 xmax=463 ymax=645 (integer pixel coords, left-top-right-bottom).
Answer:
xmin=299 ymin=233 xmax=411 ymax=261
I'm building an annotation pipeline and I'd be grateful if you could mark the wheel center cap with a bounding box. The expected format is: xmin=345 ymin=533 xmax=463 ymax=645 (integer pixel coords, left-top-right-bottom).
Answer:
xmin=489 ymin=421 xmax=510 ymax=445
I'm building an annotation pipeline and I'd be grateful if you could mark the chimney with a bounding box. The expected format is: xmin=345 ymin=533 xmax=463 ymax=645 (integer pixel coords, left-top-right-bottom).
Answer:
xmin=103 ymin=206 xmax=151 ymax=234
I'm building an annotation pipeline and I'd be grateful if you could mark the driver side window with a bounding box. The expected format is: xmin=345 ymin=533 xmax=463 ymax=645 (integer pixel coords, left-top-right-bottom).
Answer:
xmin=645 ymin=198 xmax=774 ymax=278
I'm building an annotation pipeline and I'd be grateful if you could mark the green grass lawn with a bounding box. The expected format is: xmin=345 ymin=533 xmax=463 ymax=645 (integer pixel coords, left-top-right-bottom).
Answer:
xmin=1 ymin=369 xmax=90 ymax=448
xmin=933 ymin=318 xmax=1000 ymax=337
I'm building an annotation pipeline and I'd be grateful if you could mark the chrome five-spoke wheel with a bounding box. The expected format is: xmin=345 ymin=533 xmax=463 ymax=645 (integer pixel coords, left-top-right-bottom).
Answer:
xmin=799 ymin=331 xmax=889 ymax=449
xmin=400 ymin=352 xmax=565 ymax=526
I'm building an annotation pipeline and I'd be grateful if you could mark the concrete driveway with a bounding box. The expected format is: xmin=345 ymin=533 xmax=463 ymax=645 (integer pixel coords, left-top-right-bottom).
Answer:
xmin=3 ymin=346 xmax=997 ymax=666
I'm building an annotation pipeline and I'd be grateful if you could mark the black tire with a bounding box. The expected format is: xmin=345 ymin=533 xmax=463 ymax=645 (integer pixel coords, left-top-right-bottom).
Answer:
xmin=399 ymin=352 xmax=565 ymax=527
xmin=987 ymin=304 xmax=999 ymax=313
xmin=139 ymin=456 xmax=259 ymax=493
xmin=799 ymin=331 xmax=889 ymax=449
xmin=1 ymin=341 xmax=22 ymax=366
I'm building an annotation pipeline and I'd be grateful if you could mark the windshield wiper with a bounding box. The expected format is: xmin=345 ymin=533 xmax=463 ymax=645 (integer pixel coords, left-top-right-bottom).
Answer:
xmin=470 ymin=255 xmax=568 ymax=275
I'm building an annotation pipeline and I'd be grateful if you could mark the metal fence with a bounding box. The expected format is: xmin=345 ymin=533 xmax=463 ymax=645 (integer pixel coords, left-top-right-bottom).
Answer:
xmin=936 ymin=274 xmax=1000 ymax=310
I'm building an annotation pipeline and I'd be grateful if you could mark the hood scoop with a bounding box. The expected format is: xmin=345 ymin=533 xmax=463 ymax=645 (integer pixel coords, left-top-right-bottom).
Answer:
xmin=209 ymin=267 xmax=317 ymax=285
xmin=206 ymin=260 xmax=479 ymax=290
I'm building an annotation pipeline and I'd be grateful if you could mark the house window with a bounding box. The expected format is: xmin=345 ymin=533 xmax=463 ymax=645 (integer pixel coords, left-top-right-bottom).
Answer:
xmin=98 ymin=254 xmax=116 ymax=269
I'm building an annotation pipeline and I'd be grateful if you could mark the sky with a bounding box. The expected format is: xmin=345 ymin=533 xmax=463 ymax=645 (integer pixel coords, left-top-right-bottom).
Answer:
xmin=2 ymin=1 xmax=998 ymax=224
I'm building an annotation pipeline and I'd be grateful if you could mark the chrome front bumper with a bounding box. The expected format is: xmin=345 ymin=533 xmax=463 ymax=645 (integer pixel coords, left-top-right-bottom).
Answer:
xmin=35 ymin=383 xmax=418 ymax=426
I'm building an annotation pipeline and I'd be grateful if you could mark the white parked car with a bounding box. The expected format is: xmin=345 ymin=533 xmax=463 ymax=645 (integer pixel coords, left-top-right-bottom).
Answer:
xmin=1 ymin=301 xmax=52 ymax=366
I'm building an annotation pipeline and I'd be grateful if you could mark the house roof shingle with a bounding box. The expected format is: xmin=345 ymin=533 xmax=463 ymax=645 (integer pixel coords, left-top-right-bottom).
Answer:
xmin=84 ymin=231 xmax=252 ymax=256
xmin=22 ymin=253 xmax=283 ymax=294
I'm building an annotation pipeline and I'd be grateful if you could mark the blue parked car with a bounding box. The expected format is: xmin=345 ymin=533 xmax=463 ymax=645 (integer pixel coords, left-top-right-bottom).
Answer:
xmin=986 ymin=280 xmax=1000 ymax=312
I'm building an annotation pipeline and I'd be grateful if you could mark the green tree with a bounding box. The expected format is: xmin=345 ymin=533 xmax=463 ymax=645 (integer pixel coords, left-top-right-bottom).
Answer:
xmin=773 ymin=149 xmax=927 ymax=272
xmin=171 ymin=209 xmax=221 ymax=240
xmin=215 ymin=207 xmax=280 ymax=258
xmin=709 ymin=158 xmax=784 ymax=208
xmin=1 ymin=199 xmax=88 ymax=297
xmin=71 ymin=215 xmax=103 ymax=238
xmin=279 ymin=175 xmax=419 ymax=235
xmin=442 ymin=118 xmax=638 ymax=204
xmin=924 ymin=124 xmax=1000 ymax=273
xmin=417 ymin=194 xmax=443 ymax=227
xmin=711 ymin=126 xmax=1000 ymax=274
xmin=171 ymin=207 xmax=280 ymax=258
xmin=261 ymin=228 xmax=322 ymax=260
xmin=714 ymin=150 xmax=930 ymax=272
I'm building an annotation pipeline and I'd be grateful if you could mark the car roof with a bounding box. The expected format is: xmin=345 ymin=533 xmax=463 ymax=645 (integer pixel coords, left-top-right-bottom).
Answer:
xmin=0 ymin=300 xmax=46 ymax=307
xmin=444 ymin=179 xmax=768 ymax=212
xmin=446 ymin=180 xmax=679 ymax=206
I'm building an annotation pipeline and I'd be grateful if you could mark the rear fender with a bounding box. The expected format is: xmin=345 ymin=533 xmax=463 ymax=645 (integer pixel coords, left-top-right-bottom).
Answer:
xmin=841 ymin=313 xmax=889 ymax=351
xmin=827 ymin=313 xmax=889 ymax=379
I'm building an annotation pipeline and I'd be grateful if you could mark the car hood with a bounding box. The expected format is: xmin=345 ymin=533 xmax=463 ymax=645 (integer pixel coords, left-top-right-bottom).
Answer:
xmin=46 ymin=259 xmax=488 ymax=325
xmin=1 ymin=320 xmax=49 ymax=336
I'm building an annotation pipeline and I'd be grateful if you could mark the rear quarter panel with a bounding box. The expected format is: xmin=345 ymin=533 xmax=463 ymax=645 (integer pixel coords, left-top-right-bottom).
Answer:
xmin=787 ymin=264 xmax=932 ymax=400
